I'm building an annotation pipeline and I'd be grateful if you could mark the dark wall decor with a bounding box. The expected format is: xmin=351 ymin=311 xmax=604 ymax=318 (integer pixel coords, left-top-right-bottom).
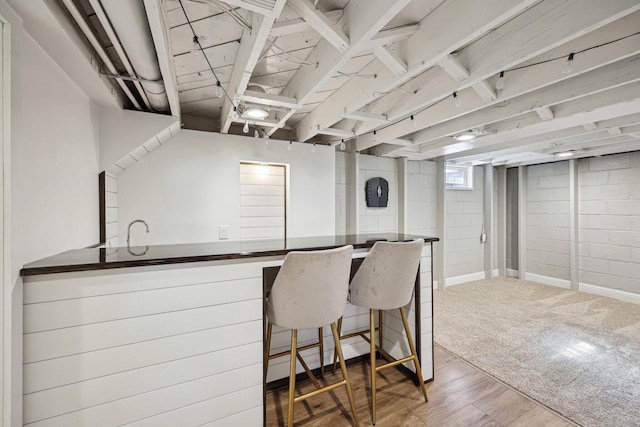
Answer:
xmin=365 ymin=177 xmax=389 ymax=208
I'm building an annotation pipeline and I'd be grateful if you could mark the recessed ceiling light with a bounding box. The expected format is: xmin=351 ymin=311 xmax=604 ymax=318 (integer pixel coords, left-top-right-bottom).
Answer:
xmin=556 ymin=151 xmax=574 ymax=157
xmin=453 ymin=128 xmax=484 ymax=141
xmin=243 ymin=106 xmax=269 ymax=119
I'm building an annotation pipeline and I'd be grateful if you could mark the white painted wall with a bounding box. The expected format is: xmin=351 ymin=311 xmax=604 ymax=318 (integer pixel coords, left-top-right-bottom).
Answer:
xmin=578 ymin=152 xmax=640 ymax=294
xmin=445 ymin=166 xmax=484 ymax=278
xmin=506 ymin=167 xmax=519 ymax=271
xmin=526 ymin=161 xmax=571 ymax=281
xmin=358 ymin=154 xmax=398 ymax=233
xmin=335 ymin=151 xmax=348 ymax=235
xmin=117 ymin=132 xmax=335 ymax=245
xmin=4 ymin=6 xmax=102 ymax=425
xmin=406 ymin=160 xmax=437 ymax=237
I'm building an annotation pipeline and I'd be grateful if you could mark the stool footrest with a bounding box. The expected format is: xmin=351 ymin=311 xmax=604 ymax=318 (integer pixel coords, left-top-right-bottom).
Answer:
xmin=375 ymin=355 xmax=414 ymax=371
xmin=269 ymin=341 xmax=321 ymax=360
xmin=294 ymin=379 xmax=347 ymax=403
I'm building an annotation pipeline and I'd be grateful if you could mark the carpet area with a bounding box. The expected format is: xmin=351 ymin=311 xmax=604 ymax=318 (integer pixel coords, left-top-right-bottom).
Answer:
xmin=434 ymin=277 xmax=640 ymax=427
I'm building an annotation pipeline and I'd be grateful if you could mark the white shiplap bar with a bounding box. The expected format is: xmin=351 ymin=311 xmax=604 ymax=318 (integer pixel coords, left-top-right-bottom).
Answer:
xmin=23 ymin=243 xmax=435 ymax=426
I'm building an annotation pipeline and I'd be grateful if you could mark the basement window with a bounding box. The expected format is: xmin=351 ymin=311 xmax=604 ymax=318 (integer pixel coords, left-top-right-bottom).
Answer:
xmin=446 ymin=165 xmax=474 ymax=190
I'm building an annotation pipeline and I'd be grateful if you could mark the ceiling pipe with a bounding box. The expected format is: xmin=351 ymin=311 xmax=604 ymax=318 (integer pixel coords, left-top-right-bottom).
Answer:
xmin=100 ymin=0 xmax=170 ymax=112
xmin=87 ymin=0 xmax=153 ymax=111
xmin=59 ymin=0 xmax=142 ymax=110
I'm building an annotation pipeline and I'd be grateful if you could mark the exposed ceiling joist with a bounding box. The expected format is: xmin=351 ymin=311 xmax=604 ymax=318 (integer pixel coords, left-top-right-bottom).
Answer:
xmin=372 ymin=45 xmax=407 ymax=75
xmin=295 ymin=0 xmax=540 ymax=142
xmin=342 ymin=111 xmax=388 ymax=123
xmin=220 ymin=13 xmax=278 ymax=133
xmin=536 ymin=106 xmax=555 ymax=121
xmin=265 ymin=0 xmax=413 ymax=136
xmin=270 ymin=9 xmax=343 ymax=37
xmin=437 ymin=54 xmax=469 ymax=81
xmin=356 ymin=0 xmax=640 ymax=152
xmin=583 ymin=122 xmax=598 ymax=131
xmin=238 ymin=90 xmax=300 ymax=109
xmin=410 ymin=55 xmax=640 ymax=146
xmin=422 ymin=84 xmax=640 ymax=159
xmin=143 ymin=0 xmax=181 ymax=117
xmin=445 ymin=113 xmax=640 ymax=163
xmin=317 ymin=127 xmax=355 ymax=137
xmin=362 ymin=9 xmax=640 ymax=153
xmin=472 ymin=80 xmax=497 ymax=103
xmin=206 ymin=0 xmax=287 ymax=18
xmin=288 ymin=0 xmax=349 ymax=52
xmin=607 ymin=127 xmax=623 ymax=136
xmin=368 ymin=24 xmax=418 ymax=47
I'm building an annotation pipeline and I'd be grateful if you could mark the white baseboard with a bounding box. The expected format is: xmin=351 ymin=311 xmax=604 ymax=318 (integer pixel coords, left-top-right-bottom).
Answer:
xmin=446 ymin=271 xmax=486 ymax=287
xmin=492 ymin=269 xmax=499 ymax=278
xmin=525 ymin=273 xmax=571 ymax=289
xmin=579 ymin=282 xmax=640 ymax=305
xmin=506 ymin=268 xmax=519 ymax=278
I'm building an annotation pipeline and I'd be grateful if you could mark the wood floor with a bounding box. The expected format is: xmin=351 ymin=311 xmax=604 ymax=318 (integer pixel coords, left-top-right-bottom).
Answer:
xmin=266 ymin=346 xmax=576 ymax=426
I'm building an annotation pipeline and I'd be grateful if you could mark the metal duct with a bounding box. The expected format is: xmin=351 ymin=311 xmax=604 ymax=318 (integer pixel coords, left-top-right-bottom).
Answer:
xmin=100 ymin=0 xmax=169 ymax=112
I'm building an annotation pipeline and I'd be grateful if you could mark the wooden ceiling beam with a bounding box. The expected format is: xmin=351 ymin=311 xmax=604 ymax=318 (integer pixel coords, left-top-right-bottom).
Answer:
xmin=220 ymin=13 xmax=278 ymax=133
xmin=295 ymin=0 xmax=539 ymax=143
xmin=362 ymin=8 xmax=640 ymax=153
xmin=271 ymin=10 xmax=343 ymax=37
xmin=342 ymin=111 xmax=388 ymax=123
xmin=288 ymin=0 xmax=349 ymax=52
xmin=238 ymin=90 xmax=300 ymax=109
xmin=266 ymin=0 xmax=412 ymax=137
xmin=372 ymin=45 xmax=407 ymax=76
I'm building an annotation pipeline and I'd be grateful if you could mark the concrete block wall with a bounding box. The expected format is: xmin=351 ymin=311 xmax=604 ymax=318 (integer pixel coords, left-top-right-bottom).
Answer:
xmin=506 ymin=168 xmax=519 ymax=271
xmin=445 ymin=166 xmax=484 ymax=278
xmin=358 ymin=154 xmax=398 ymax=233
xmin=526 ymin=161 xmax=571 ymax=281
xmin=406 ymin=160 xmax=437 ymax=236
xmin=335 ymin=152 xmax=348 ymax=235
xmin=578 ymin=152 xmax=640 ymax=294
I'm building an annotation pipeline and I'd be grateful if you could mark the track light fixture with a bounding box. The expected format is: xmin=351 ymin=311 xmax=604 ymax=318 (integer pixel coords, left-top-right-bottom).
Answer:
xmin=453 ymin=92 xmax=461 ymax=108
xmin=287 ymin=141 xmax=293 ymax=151
xmin=340 ymin=139 xmax=346 ymax=150
xmin=495 ymin=71 xmax=505 ymax=90
xmin=232 ymin=107 xmax=239 ymax=120
xmin=215 ymin=80 xmax=222 ymax=98
xmin=243 ymin=120 xmax=249 ymax=134
xmin=562 ymin=53 xmax=575 ymax=74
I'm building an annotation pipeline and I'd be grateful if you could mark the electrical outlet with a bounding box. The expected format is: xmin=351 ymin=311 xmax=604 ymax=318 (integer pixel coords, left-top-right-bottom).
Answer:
xmin=219 ymin=225 xmax=230 ymax=240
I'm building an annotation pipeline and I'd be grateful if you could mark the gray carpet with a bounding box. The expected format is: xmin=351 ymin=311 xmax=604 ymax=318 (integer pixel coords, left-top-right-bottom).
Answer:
xmin=434 ymin=277 xmax=640 ymax=427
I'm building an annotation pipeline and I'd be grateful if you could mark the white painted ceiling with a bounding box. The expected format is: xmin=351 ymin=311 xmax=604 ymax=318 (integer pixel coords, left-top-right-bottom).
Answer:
xmin=63 ymin=0 xmax=640 ymax=166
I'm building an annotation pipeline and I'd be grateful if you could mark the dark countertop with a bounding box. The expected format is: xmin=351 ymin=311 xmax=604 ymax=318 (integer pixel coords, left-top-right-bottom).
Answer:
xmin=21 ymin=233 xmax=439 ymax=276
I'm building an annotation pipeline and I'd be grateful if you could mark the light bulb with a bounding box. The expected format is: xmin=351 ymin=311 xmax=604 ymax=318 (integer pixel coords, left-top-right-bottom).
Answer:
xmin=340 ymin=140 xmax=346 ymax=150
xmin=562 ymin=53 xmax=575 ymax=74
xmin=254 ymin=129 xmax=259 ymax=138
xmin=191 ymin=36 xmax=201 ymax=55
xmin=215 ymin=81 xmax=222 ymax=98
xmin=495 ymin=71 xmax=505 ymax=90
xmin=287 ymin=141 xmax=293 ymax=151
xmin=453 ymin=92 xmax=461 ymax=108
xmin=243 ymin=120 xmax=249 ymax=133
xmin=373 ymin=130 xmax=377 ymax=142
xmin=232 ymin=107 xmax=239 ymax=120
xmin=311 ymin=143 xmax=316 ymax=153
xmin=411 ymin=115 xmax=417 ymax=129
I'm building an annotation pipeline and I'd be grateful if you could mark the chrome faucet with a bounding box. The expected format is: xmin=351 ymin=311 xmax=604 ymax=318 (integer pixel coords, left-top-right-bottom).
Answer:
xmin=127 ymin=219 xmax=149 ymax=247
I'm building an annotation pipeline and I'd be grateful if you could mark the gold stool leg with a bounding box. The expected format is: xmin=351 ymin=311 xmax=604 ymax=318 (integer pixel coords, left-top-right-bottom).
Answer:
xmin=399 ymin=307 xmax=428 ymax=402
xmin=288 ymin=329 xmax=298 ymax=426
xmin=330 ymin=322 xmax=360 ymax=427
xmin=370 ymin=309 xmax=377 ymax=424
xmin=265 ymin=323 xmax=273 ymax=380
xmin=378 ymin=310 xmax=383 ymax=350
xmin=332 ymin=316 xmax=343 ymax=374
xmin=318 ymin=327 xmax=325 ymax=376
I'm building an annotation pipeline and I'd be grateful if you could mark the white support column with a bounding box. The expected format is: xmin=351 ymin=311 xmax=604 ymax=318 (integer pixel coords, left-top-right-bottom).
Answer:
xmin=496 ymin=166 xmax=507 ymax=277
xmin=483 ymin=164 xmax=494 ymax=279
xmin=397 ymin=158 xmax=408 ymax=234
xmin=518 ymin=166 xmax=527 ymax=280
xmin=435 ymin=158 xmax=446 ymax=290
xmin=347 ymin=147 xmax=360 ymax=235
xmin=569 ymin=159 xmax=579 ymax=291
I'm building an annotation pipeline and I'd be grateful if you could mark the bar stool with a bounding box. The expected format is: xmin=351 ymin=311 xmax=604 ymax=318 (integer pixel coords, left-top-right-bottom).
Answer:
xmin=266 ymin=245 xmax=360 ymax=427
xmin=349 ymin=239 xmax=428 ymax=425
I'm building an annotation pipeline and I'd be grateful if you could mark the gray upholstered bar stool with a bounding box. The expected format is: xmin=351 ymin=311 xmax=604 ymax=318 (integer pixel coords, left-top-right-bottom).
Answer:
xmin=265 ymin=245 xmax=360 ymax=427
xmin=349 ymin=239 xmax=428 ymax=425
